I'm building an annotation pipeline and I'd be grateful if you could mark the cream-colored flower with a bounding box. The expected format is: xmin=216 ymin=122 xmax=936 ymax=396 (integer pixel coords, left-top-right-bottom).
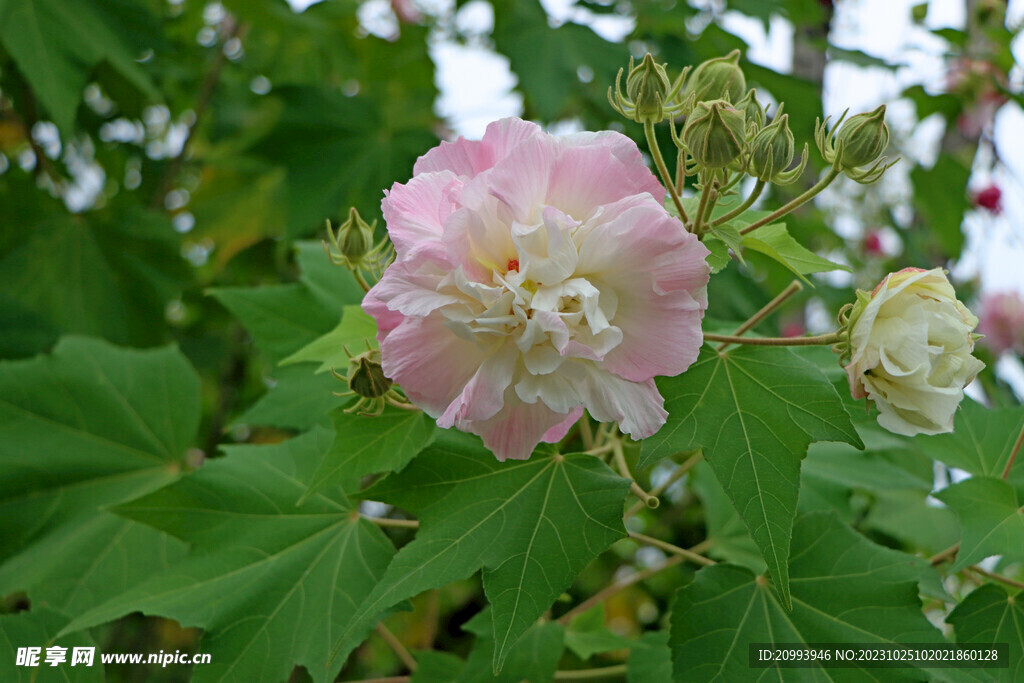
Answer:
xmin=842 ymin=268 xmax=984 ymax=436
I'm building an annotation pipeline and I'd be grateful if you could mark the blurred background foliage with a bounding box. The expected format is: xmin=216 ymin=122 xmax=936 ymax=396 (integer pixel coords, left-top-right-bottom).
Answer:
xmin=0 ymin=0 xmax=1021 ymax=680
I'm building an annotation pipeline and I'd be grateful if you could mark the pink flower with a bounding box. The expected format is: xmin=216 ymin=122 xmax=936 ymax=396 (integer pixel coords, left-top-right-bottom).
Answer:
xmin=364 ymin=118 xmax=711 ymax=460
xmin=978 ymin=291 xmax=1024 ymax=355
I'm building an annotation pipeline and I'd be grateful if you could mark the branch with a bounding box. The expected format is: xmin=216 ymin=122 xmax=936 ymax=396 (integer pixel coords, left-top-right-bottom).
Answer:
xmin=964 ymin=565 xmax=1024 ymax=591
xmin=738 ymin=167 xmax=840 ymax=235
xmin=554 ymin=664 xmax=628 ymax=680
xmin=1002 ymin=423 xmax=1023 ymax=480
xmin=557 ymin=555 xmax=684 ymax=625
xmin=375 ymin=623 xmax=418 ymax=672
xmin=624 ymin=450 xmax=702 ymax=519
xmin=363 ymin=515 xmax=420 ymax=529
xmin=150 ymin=20 xmax=246 ymax=209
xmin=628 ymin=531 xmax=716 ymax=567
xmin=929 ymin=543 xmax=959 ymax=567
xmin=704 ymin=332 xmax=840 ymax=347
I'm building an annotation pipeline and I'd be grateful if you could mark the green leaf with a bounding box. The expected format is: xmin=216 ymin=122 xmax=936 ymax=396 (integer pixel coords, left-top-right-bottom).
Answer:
xmin=234 ymin=364 xmax=347 ymax=432
xmin=0 ymin=338 xmax=195 ymax=616
xmin=689 ymin=461 xmax=765 ymax=573
xmin=702 ymin=236 xmax=732 ymax=273
xmin=670 ymin=513 xmax=946 ymax=682
xmin=282 ymin=305 xmax=379 ymax=373
xmin=947 ymin=584 xmax=1024 ymax=683
xmin=0 ymin=211 xmax=187 ymax=348
xmin=62 ymin=428 xmax=396 ymax=683
xmin=301 ymin=406 xmax=436 ymax=500
xmin=491 ymin=0 xmax=622 ymax=121
xmin=911 ymin=153 xmax=970 ymax=257
xmin=935 ymin=477 xmax=1024 ymax=572
xmin=643 ymin=345 xmax=862 ymax=608
xmin=920 ymin=400 xmax=1024 ymax=484
xmin=0 ymin=0 xmax=158 ymax=134
xmin=330 ymin=431 xmax=630 ymax=672
xmin=211 ymin=242 xmax=361 ymax=430
xmin=211 ymin=283 xmax=339 ymax=365
xmin=412 ymin=651 xmax=468 ymax=683
xmin=627 ymin=630 xmax=672 ymax=683
xmin=0 ymin=607 xmax=103 ymax=682
xmin=741 ymin=223 xmax=850 ymax=283
xmin=457 ymin=608 xmax=565 ymax=683
xmin=252 ymin=86 xmax=437 ymax=236
xmin=563 ymin=605 xmax=633 ymax=660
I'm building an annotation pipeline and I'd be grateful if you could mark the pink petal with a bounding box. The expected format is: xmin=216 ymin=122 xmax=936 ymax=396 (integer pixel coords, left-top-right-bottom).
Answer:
xmin=579 ymin=369 xmax=667 ymax=440
xmin=377 ymin=314 xmax=488 ymax=418
xmin=577 ymin=197 xmax=710 ymax=380
xmin=560 ymin=130 xmax=665 ymax=203
xmin=382 ymin=170 xmax=462 ymax=260
xmin=546 ymin=142 xmax=664 ymax=221
xmin=438 ymin=341 xmax=519 ymax=427
xmin=468 ymin=390 xmax=581 ymax=461
xmin=413 ymin=117 xmax=542 ymax=177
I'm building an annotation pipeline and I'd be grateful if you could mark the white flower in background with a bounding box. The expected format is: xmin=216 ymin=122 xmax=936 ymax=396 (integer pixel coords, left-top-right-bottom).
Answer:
xmin=841 ymin=267 xmax=984 ymax=436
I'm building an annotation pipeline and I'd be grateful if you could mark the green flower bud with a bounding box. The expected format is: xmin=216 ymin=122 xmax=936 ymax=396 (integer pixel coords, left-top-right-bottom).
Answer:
xmin=684 ymin=49 xmax=746 ymax=105
xmin=735 ymin=89 xmax=765 ymax=133
xmin=326 ymin=207 xmax=377 ymax=267
xmin=346 ymin=348 xmax=392 ymax=399
xmin=625 ymin=53 xmax=670 ymax=124
xmin=683 ymin=99 xmax=746 ymax=169
xmin=834 ymin=104 xmax=890 ymax=169
xmin=749 ymin=111 xmax=794 ymax=180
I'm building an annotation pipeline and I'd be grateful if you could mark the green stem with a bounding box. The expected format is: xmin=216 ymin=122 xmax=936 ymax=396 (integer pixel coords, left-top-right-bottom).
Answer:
xmin=353 ymin=269 xmax=373 ymax=293
xmin=624 ymin=450 xmax=703 ymax=519
xmin=716 ymin=280 xmax=803 ymax=352
xmin=613 ymin=439 xmax=658 ymax=509
xmin=692 ymin=175 xmax=716 ymax=236
xmin=675 ymin=148 xmax=686 ymax=197
xmin=704 ymin=332 xmax=841 ymax=347
xmin=738 ymin=167 xmax=841 ymax=236
xmin=711 ymin=179 xmax=765 ymax=227
xmin=1001 ymin=423 xmax=1023 ymax=480
xmin=553 ymin=664 xmax=629 ymax=680
xmin=644 ymin=121 xmax=689 ymax=225
xmin=628 ymin=532 xmax=716 ymax=567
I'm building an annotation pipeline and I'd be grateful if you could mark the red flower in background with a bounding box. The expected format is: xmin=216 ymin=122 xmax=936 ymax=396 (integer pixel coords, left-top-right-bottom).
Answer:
xmin=973 ymin=184 xmax=1002 ymax=214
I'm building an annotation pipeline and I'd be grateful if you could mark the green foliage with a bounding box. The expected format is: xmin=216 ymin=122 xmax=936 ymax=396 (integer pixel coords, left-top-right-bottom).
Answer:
xmin=0 ymin=338 xmax=194 ymax=623
xmin=0 ymin=0 xmax=1020 ymax=680
xmin=65 ymin=429 xmax=396 ymax=683
xmin=669 ymin=513 xmax=946 ymax=682
xmin=643 ymin=344 xmax=862 ymax=607
xmin=331 ymin=431 xmax=630 ymax=671
xmin=948 ymin=585 xmax=1024 ymax=683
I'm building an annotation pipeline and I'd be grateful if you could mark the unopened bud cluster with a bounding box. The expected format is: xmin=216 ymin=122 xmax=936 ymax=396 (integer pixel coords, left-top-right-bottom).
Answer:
xmin=609 ymin=49 xmax=895 ymax=189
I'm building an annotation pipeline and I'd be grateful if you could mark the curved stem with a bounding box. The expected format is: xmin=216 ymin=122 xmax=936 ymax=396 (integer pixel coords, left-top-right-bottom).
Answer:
xmin=738 ymin=167 xmax=841 ymax=236
xmin=363 ymin=515 xmax=420 ymax=529
xmin=711 ymin=179 xmax=765 ymax=227
xmin=644 ymin=121 xmax=689 ymax=225
xmin=613 ymin=440 xmax=658 ymax=509
xmin=929 ymin=542 xmax=959 ymax=566
xmin=1001 ymin=423 xmax=1023 ymax=480
xmin=624 ymin=450 xmax=703 ymax=519
xmin=354 ymin=269 xmax=373 ymax=293
xmin=554 ymin=664 xmax=628 ymax=680
xmin=376 ymin=623 xmax=418 ymax=673
xmin=704 ymin=332 xmax=841 ymax=347
xmin=716 ymin=280 xmax=803 ymax=352
xmin=557 ymin=555 xmax=684 ymax=625
xmin=628 ymin=531 xmax=716 ymax=567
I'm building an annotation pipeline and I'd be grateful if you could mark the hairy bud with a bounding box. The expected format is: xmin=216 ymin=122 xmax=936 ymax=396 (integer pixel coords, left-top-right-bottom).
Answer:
xmin=683 ymin=99 xmax=746 ymax=169
xmin=626 ymin=53 xmax=671 ymax=124
xmin=748 ymin=107 xmax=806 ymax=184
xmin=684 ymin=50 xmax=746 ymax=105
xmin=835 ymin=104 xmax=890 ymax=169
